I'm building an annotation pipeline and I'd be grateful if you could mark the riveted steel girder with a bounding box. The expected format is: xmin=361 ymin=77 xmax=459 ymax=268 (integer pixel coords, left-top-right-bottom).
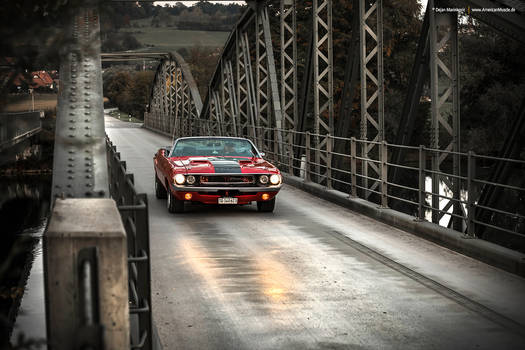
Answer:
xmin=313 ymin=0 xmax=334 ymax=186
xmin=429 ymin=1 xmax=461 ymax=228
xmin=52 ymin=6 xmax=108 ymax=200
xmin=359 ymin=0 xmax=385 ymax=201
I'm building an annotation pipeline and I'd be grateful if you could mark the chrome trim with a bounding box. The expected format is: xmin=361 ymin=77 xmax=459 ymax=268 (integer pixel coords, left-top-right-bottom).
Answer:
xmin=171 ymin=184 xmax=281 ymax=192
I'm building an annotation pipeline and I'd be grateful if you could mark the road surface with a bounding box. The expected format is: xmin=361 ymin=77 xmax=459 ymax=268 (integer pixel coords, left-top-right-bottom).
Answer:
xmin=106 ymin=117 xmax=525 ymax=349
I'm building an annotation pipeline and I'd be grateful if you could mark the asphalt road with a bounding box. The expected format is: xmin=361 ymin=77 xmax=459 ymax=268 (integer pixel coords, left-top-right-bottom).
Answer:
xmin=106 ymin=117 xmax=525 ymax=350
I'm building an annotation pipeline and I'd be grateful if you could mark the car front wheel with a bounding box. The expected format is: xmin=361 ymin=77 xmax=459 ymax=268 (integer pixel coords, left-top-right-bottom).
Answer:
xmin=155 ymin=174 xmax=167 ymax=199
xmin=167 ymin=189 xmax=185 ymax=213
xmin=257 ymin=198 xmax=275 ymax=213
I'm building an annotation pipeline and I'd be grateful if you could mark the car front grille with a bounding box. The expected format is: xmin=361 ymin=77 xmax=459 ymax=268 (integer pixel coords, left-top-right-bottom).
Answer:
xmin=198 ymin=175 xmax=256 ymax=187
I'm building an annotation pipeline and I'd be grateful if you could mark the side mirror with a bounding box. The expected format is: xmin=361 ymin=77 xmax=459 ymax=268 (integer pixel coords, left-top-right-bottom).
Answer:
xmin=259 ymin=152 xmax=266 ymax=158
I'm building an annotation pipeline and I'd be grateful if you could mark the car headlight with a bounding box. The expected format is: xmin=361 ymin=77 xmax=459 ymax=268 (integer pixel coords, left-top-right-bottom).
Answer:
xmin=173 ymin=174 xmax=185 ymax=185
xmin=269 ymin=174 xmax=281 ymax=185
xmin=186 ymin=175 xmax=196 ymax=185
xmin=259 ymin=175 xmax=269 ymax=184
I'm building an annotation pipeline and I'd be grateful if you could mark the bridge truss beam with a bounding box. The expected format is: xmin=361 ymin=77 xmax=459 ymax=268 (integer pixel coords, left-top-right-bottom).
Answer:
xmin=359 ymin=0 xmax=385 ymax=203
xmin=312 ymin=0 xmax=334 ymax=187
xmin=144 ymin=52 xmax=202 ymax=141
xmin=428 ymin=1 xmax=462 ymax=229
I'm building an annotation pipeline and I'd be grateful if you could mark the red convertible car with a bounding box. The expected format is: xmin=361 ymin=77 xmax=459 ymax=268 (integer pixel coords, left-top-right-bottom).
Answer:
xmin=153 ymin=136 xmax=282 ymax=213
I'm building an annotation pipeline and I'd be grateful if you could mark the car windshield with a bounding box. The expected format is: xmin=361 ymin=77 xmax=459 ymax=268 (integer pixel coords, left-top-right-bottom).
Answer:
xmin=170 ymin=138 xmax=259 ymax=158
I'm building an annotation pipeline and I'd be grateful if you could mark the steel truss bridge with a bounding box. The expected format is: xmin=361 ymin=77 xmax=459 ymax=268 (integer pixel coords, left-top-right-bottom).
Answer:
xmin=36 ymin=0 xmax=525 ymax=349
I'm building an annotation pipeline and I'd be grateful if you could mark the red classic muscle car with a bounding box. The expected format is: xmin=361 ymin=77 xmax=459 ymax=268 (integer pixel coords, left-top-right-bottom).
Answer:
xmin=153 ymin=136 xmax=282 ymax=213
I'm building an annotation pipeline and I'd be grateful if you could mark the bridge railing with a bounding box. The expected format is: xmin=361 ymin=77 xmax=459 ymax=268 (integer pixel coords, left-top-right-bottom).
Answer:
xmin=0 ymin=111 xmax=42 ymax=150
xmin=106 ymin=137 xmax=153 ymax=350
xmin=179 ymin=120 xmax=525 ymax=242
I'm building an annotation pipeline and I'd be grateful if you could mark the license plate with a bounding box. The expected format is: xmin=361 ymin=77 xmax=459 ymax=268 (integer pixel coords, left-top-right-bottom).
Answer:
xmin=218 ymin=197 xmax=238 ymax=204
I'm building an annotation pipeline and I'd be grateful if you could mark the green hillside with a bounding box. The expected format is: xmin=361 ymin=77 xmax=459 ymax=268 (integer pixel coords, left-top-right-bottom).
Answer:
xmin=120 ymin=27 xmax=229 ymax=53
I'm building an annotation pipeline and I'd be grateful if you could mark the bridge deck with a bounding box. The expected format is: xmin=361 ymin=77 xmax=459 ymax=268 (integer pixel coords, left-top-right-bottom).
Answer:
xmin=106 ymin=117 xmax=525 ymax=350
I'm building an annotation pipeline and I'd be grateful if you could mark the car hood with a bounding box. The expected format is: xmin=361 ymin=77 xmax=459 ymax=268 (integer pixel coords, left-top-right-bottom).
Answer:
xmin=169 ymin=156 xmax=278 ymax=174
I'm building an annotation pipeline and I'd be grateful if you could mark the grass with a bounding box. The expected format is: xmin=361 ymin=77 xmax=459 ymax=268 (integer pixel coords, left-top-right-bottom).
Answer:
xmin=120 ymin=27 xmax=229 ymax=53
xmin=2 ymin=93 xmax=57 ymax=113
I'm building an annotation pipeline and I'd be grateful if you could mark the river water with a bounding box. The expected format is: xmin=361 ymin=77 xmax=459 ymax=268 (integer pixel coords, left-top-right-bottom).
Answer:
xmin=0 ymin=176 xmax=50 ymax=347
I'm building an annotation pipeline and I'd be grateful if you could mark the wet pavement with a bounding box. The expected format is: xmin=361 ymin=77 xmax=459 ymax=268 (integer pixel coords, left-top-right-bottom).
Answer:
xmin=106 ymin=117 xmax=525 ymax=349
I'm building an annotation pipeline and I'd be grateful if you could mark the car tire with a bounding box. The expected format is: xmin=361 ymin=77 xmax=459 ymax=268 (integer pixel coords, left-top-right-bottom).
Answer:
xmin=167 ymin=189 xmax=185 ymax=213
xmin=257 ymin=198 xmax=275 ymax=213
xmin=155 ymin=174 xmax=167 ymax=199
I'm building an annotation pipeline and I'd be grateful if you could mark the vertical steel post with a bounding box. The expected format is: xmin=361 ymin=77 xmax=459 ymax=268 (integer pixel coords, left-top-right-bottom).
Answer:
xmin=418 ymin=145 xmax=426 ymax=220
xmin=359 ymin=0 xmax=385 ymax=201
xmin=350 ymin=137 xmax=357 ymax=197
xmin=313 ymin=0 xmax=334 ymax=185
xmin=381 ymin=141 xmax=388 ymax=207
xmin=467 ymin=151 xmax=476 ymax=237
xmin=327 ymin=134 xmax=332 ymax=189
xmin=288 ymin=131 xmax=293 ymax=173
xmin=306 ymin=132 xmax=311 ymax=182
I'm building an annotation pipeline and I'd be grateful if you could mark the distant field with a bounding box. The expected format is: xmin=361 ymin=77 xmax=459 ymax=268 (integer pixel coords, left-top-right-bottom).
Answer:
xmin=2 ymin=94 xmax=57 ymax=113
xmin=121 ymin=27 xmax=229 ymax=53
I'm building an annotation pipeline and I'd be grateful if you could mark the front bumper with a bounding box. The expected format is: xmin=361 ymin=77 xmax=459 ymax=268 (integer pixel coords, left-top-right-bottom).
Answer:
xmin=169 ymin=184 xmax=280 ymax=204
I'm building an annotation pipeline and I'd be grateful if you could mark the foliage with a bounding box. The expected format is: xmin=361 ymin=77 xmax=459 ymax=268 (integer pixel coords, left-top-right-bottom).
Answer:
xmin=182 ymin=46 xmax=221 ymax=99
xmin=103 ymin=69 xmax=155 ymax=119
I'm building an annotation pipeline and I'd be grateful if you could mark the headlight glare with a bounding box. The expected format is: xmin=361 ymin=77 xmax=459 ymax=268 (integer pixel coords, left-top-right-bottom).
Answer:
xmin=174 ymin=174 xmax=186 ymax=185
xmin=186 ymin=175 xmax=196 ymax=185
xmin=269 ymin=174 xmax=281 ymax=185
xmin=259 ymin=175 xmax=269 ymax=184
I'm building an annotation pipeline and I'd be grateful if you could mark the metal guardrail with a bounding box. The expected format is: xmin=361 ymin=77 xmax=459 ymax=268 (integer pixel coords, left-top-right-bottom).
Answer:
xmin=0 ymin=111 xmax=42 ymax=150
xmin=171 ymin=120 xmax=525 ymax=244
xmin=106 ymin=138 xmax=152 ymax=350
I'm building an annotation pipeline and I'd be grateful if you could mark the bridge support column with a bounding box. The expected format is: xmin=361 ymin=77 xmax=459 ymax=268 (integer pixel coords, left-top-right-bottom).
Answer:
xmin=44 ymin=198 xmax=129 ymax=350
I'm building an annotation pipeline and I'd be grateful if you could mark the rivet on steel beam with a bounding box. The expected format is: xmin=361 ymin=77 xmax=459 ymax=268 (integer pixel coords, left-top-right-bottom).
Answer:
xmin=85 ymin=134 xmax=91 ymax=138
xmin=67 ymin=170 xmax=74 ymax=174
xmin=98 ymin=190 xmax=105 ymax=196
xmin=85 ymin=183 xmax=92 ymax=188
xmin=69 ymin=127 xmax=76 ymax=130
xmin=68 ymin=176 xmax=74 ymax=180
xmin=85 ymin=168 xmax=92 ymax=173
xmin=86 ymin=174 xmax=92 ymax=179
xmin=85 ymin=191 xmax=93 ymax=197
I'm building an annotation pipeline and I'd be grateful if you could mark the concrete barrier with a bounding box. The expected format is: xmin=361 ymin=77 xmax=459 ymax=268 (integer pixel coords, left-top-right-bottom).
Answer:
xmin=283 ymin=174 xmax=525 ymax=277
xmin=44 ymin=198 xmax=129 ymax=349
